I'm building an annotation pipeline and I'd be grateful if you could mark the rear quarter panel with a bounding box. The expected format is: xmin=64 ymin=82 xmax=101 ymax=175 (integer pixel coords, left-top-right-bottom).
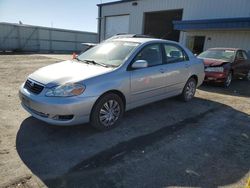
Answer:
xmin=190 ymin=57 xmax=205 ymax=86
xmin=182 ymin=45 xmax=205 ymax=86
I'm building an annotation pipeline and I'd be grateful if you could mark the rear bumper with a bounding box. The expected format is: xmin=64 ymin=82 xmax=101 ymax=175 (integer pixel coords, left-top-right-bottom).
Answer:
xmin=19 ymin=84 xmax=98 ymax=126
xmin=204 ymin=72 xmax=227 ymax=83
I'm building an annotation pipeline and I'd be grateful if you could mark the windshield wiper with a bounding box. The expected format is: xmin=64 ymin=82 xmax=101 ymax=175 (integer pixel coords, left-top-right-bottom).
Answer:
xmin=83 ymin=59 xmax=109 ymax=68
xmin=74 ymin=57 xmax=90 ymax=64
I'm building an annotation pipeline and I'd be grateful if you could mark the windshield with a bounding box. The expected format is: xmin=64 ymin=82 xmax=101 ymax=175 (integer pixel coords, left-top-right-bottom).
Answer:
xmin=77 ymin=41 xmax=139 ymax=67
xmin=198 ymin=49 xmax=236 ymax=62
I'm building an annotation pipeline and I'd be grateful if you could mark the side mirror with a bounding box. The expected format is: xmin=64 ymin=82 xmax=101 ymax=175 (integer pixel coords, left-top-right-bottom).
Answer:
xmin=131 ymin=60 xmax=148 ymax=69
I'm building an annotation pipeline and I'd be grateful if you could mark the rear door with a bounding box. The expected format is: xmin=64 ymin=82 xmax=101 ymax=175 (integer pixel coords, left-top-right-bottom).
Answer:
xmin=162 ymin=43 xmax=191 ymax=92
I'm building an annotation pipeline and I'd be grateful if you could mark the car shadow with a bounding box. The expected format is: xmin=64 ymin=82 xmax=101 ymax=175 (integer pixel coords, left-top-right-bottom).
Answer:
xmin=16 ymin=97 xmax=250 ymax=187
xmin=200 ymin=79 xmax=250 ymax=98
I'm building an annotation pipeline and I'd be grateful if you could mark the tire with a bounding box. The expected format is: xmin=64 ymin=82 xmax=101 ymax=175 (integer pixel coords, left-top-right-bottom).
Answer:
xmin=180 ymin=78 xmax=197 ymax=102
xmin=245 ymin=70 xmax=250 ymax=81
xmin=90 ymin=93 xmax=124 ymax=131
xmin=223 ymin=71 xmax=232 ymax=88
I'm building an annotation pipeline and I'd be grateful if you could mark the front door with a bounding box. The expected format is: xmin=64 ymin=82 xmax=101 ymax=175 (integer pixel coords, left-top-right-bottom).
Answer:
xmin=130 ymin=44 xmax=165 ymax=103
xmin=233 ymin=50 xmax=250 ymax=77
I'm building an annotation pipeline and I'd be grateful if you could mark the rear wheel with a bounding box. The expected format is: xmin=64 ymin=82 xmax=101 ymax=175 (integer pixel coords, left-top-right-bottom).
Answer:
xmin=180 ymin=78 xmax=197 ymax=102
xmin=223 ymin=71 xmax=232 ymax=88
xmin=90 ymin=93 xmax=124 ymax=131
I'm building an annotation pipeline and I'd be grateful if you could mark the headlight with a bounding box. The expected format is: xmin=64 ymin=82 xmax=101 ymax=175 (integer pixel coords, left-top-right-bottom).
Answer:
xmin=205 ymin=67 xmax=224 ymax=72
xmin=45 ymin=83 xmax=85 ymax=97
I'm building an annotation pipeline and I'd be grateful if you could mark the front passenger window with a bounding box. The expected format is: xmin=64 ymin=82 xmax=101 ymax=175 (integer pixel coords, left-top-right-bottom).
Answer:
xmin=134 ymin=44 xmax=162 ymax=67
xmin=236 ymin=51 xmax=248 ymax=60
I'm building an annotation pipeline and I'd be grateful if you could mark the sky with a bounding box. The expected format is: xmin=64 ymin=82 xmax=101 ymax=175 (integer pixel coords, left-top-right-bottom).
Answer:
xmin=0 ymin=0 xmax=116 ymax=32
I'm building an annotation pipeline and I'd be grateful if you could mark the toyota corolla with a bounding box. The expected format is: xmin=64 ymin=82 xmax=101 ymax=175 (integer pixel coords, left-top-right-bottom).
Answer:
xmin=19 ymin=35 xmax=204 ymax=130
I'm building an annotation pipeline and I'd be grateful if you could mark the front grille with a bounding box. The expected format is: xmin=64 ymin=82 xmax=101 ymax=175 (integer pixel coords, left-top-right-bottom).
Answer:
xmin=24 ymin=79 xmax=44 ymax=94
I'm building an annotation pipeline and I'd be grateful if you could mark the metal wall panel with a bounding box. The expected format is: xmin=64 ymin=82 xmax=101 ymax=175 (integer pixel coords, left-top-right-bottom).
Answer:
xmin=185 ymin=31 xmax=250 ymax=52
xmin=100 ymin=0 xmax=250 ymax=51
xmin=99 ymin=0 xmax=250 ymax=48
xmin=105 ymin=15 xmax=130 ymax=38
xmin=0 ymin=22 xmax=98 ymax=53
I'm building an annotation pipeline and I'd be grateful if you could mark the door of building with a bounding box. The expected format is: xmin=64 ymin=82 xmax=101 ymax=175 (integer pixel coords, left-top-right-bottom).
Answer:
xmin=193 ymin=36 xmax=205 ymax=55
xmin=186 ymin=36 xmax=205 ymax=55
xmin=105 ymin=15 xmax=130 ymax=39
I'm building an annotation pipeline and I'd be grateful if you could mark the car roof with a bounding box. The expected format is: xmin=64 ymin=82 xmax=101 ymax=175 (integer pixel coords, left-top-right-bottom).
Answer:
xmin=109 ymin=37 xmax=180 ymax=45
xmin=105 ymin=34 xmax=181 ymax=44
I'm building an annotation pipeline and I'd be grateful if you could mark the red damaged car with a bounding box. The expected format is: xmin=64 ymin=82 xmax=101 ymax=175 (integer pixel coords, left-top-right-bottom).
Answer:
xmin=198 ymin=48 xmax=250 ymax=87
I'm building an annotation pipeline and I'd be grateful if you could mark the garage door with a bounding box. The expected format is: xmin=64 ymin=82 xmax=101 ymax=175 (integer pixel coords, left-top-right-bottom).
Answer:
xmin=105 ymin=15 xmax=129 ymax=39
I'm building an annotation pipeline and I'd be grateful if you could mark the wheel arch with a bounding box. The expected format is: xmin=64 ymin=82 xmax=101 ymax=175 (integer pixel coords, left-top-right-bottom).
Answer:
xmin=91 ymin=89 xmax=126 ymax=114
xmin=189 ymin=75 xmax=198 ymax=84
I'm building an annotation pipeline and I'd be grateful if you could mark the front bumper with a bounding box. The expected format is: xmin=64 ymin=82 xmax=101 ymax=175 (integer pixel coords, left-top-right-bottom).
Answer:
xmin=204 ymin=72 xmax=227 ymax=83
xmin=19 ymin=84 xmax=98 ymax=126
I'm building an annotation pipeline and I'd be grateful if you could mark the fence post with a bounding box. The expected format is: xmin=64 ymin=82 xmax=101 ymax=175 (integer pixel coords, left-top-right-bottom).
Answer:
xmin=37 ymin=27 xmax=40 ymax=52
xmin=49 ymin=29 xmax=52 ymax=53
xmin=17 ymin=26 xmax=21 ymax=51
xmin=75 ymin=33 xmax=77 ymax=52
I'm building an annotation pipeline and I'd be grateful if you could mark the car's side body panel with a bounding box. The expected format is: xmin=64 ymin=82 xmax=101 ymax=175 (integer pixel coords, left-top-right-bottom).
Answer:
xmin=129 ymin=65 xmax=166 ymax=104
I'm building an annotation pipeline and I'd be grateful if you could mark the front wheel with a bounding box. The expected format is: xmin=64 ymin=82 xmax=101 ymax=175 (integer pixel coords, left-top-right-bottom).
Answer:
xmin=223 ymin=71 xmax=232 ymax=88
xmin=180 ymin=78 xmax=197 ymax=102
xmin=90 ymin=93 xmax=124 ymax=131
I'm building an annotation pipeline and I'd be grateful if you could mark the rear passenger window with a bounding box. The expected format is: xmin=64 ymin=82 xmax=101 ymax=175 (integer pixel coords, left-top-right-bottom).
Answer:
xmin=164 ymin=44 xmax=188 ymax=63
xmin=134 ymin=44 xmax=163 ymax=67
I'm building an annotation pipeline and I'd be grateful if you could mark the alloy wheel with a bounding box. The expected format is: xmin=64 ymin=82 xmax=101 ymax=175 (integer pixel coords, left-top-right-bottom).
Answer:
xmin=185 ymin=80 xmax=196 ymax=100
xmin=225 ymin=72 xmax=232 ymax=87
xmin=99 ymin=99 xmax=121 ymax=127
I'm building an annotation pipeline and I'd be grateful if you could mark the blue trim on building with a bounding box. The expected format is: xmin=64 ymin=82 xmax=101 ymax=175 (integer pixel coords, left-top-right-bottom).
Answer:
xmin=173 ymin=17 xmax=250 ymax=31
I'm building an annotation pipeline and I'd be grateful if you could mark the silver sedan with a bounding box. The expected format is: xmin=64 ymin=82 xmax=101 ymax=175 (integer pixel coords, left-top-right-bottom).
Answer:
xmin=19 ymin=35 xmax=204 ymax=130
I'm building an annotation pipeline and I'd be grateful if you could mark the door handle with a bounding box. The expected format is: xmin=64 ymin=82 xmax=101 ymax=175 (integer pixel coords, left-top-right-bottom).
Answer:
xmin=159 ymin=68 xmax=165 ymax=73
xmin=185 ymin=64 xmax=190 ymax=68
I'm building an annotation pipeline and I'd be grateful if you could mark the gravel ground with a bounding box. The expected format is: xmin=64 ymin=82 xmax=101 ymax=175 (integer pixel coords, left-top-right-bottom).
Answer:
xmin=0 ymin=54 xmax=249 ymax=188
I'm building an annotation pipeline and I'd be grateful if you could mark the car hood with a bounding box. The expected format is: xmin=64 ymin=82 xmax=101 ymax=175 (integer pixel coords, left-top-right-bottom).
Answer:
xmin=200 ymin=58 xmax=229 ymax=67
xmin=29 ymin=60 xmax=113 ymax=87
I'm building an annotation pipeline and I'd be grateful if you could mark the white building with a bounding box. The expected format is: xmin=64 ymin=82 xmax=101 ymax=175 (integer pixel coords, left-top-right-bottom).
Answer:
xmin=97 ymin=0 xmax=250 ymax=54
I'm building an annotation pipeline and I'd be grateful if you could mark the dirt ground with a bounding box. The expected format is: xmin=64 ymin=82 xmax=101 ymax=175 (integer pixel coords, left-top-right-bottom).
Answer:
xmin=0 ymin=54 xmax=249 ymax=188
